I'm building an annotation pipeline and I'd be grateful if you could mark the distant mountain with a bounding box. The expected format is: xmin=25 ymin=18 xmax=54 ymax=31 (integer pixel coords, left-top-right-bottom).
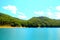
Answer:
xmin=0 ymin=12 xmax=60 ymax=27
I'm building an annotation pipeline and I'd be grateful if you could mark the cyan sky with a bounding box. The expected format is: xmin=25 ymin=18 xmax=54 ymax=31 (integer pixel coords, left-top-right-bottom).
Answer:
xmin=0 ymin=0 xmax=60 ymax=20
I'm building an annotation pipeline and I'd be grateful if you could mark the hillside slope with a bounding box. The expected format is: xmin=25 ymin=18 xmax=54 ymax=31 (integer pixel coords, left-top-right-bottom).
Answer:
xmin=0 ymin=12 xmax=60 ymax=27
xmin=0 ymin=13 xmax=24 ymax=27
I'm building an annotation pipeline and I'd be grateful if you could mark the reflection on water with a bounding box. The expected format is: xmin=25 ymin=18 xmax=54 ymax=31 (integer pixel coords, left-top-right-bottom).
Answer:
xmin=0 ymin=28 xmax=60 ymax=40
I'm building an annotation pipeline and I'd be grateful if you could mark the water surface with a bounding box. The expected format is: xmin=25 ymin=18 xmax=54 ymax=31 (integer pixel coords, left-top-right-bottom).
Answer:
xmin=0 ymin=28 xmax=60 ymax=40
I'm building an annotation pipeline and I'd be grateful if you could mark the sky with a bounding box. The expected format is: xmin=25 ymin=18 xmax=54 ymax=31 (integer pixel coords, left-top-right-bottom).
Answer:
xmin=0 ymin=0 xmax=60 ymax=20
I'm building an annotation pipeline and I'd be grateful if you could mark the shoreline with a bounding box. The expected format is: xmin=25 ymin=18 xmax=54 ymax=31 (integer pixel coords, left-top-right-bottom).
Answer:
xmin=0 ymin=25 xmax=24 ymax=28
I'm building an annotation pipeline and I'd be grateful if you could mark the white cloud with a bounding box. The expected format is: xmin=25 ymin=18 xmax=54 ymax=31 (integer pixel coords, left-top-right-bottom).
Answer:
xmin=47 ymin=11 xmax=53 ymax=18
xmin=46 ymin=9 xmax=53 ymax=18
xmin=3 ymin=5 xmax=17 ymax=14
xmin=34 ymin=8 xmax=60 ymax=19
xmin=17 ymin=12 xmax=27 ymax=19
xmin=18 ymin=15 xmax=27 ymax=19
xmin=2 ymin=5 xmax=27 ymax=19
xmin=55 ymin=12 xmax=60 ymax=19
xmin=56 ymin=6 xmax=60 ymax=11
xmin=47 ymin=11 xmax=60 ymax=19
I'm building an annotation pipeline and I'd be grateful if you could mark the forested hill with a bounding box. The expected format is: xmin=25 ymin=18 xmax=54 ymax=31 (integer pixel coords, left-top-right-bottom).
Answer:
xmin=0 ymin=12 xmax=60 ymax=27
xmin=0 ymin=13 xmax=24 ymax=27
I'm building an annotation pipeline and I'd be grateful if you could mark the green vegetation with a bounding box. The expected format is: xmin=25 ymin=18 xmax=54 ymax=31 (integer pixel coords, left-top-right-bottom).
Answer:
xmin=0 ymin=12 xmax=60 ymax=28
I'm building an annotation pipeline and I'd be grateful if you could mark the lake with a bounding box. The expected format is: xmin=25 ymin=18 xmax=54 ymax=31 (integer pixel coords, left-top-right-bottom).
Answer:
xmin=0 ymin=28 xmax=60 ymax=40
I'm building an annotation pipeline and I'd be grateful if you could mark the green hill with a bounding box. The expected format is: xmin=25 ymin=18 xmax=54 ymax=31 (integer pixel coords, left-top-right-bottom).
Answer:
xmin=29 ymin=16 xmax=60 ymax=27
xmin=0 ymin=13 xmax=24 ymax=27
xmin=0 ymin=12 xmax=60 ymax=28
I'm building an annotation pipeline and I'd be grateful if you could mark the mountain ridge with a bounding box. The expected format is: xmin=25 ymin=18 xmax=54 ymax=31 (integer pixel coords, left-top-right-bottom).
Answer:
xmin=0 ymin=12 xmax=60 ymax=27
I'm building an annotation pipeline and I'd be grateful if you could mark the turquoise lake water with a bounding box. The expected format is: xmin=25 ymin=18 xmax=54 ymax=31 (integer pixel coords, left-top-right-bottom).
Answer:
xmin=0 ymin=28 xmax=60 ymax=40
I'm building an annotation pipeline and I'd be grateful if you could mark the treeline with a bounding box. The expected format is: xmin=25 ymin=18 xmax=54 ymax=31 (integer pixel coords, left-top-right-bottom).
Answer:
xmin=0 ymin=12 xmax=60 ymax=27
xmin=29 ymin=17 xmax=60 ymax=27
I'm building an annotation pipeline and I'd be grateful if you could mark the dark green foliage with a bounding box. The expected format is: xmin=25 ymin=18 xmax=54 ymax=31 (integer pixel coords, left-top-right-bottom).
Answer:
xmin=29 ymin=16 xmax=60 ymax=27
xmin=0 ymin=12 xmax=60 ymax=27
xmin=0 ymin=13 xmax=22 ymax=27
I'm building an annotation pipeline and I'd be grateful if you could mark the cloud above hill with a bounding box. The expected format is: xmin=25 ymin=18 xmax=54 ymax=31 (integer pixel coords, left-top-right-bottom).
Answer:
xmin=56 ymin=6 xmax=60 ymax=11
xmin=3 ymin=5 xmax=27 ymax=19
xmin=3 ymin=5 xmax=17 ymax=14
xmin=17 ymin=12 xmax=27 ymax=19
xmin=34 ymin=6 xmax=60 ymax=19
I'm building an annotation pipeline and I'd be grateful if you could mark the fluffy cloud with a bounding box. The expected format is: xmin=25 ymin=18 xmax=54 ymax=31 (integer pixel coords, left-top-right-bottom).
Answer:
xmin=56 ymin=6 xmax=60 ymax=11
xmin=18 ymin=15 xmax=27 ymax=19
xmin=3 ymin=5 xmax=17 ymax=14
xmin=17 ymin=12 xmax=27 ymax=19
xmin=34 ymin=8 xmax=60 ymax=19
xmin=47 ymin=11 xmax=53 ymax=18
xmin=46 ymin=11 xmax=60 ymax=19
xmin=55 ymin=12 xmax=60 ymax=19
xmin=47 ymin=11 xmax=60 ymax=19
xmin=2 ymin=5 xmax=27 ymax=19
